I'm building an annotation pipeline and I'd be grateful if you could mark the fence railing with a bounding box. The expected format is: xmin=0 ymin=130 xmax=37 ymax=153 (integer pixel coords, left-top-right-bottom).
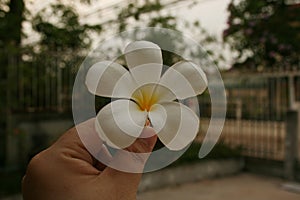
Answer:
xmin=198 ymin=72 xmax=300 ymax=162
xmin=198 ymin=118 xmax=286 ymax=161
xmin=5 ymin=52 xmax=83 ymax=113
xmin=3 ymin=52 xmax=300 ymax=163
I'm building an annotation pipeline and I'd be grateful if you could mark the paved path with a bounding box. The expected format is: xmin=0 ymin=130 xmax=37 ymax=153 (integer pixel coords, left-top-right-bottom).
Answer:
xmin=138 ymin=173 xmax=300 ymax=200
xmin=2 ymin=173 xmax=299 ymax=200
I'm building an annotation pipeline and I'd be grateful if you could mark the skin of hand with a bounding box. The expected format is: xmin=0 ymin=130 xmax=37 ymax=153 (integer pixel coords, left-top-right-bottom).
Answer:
xmin=22 ymin=118 xmax=157 ymax=200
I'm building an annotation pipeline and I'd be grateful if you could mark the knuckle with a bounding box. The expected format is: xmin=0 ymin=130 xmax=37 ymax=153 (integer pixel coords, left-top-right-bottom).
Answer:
xmin=26 ymin=150 xmax=48 ymax=176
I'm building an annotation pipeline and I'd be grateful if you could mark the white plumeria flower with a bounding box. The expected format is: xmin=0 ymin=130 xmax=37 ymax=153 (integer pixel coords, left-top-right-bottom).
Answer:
xmin=85 ymin=41 xmax=208 ymax=151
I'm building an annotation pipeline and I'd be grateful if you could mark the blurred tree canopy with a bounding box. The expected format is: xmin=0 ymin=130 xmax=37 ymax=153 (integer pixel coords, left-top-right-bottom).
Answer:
xmin=0 ymin=0 xmax=101 ymax=56
xmin=33 ymin=4 xmax=101 ymax=53
xmin=0 ymin=0 xmax=24 ymax=50
xmin=0 ymin=0 xmax=220 ymax=68
xmin=31 ymin=3 xmax=102 ymax=76
xmin=0 ymin=0 xmax=24 ymax=77
xmin=0 ymin=0 xmax=219 ymax=113
xmin=223 ymin=0 xmax=300 ymax=71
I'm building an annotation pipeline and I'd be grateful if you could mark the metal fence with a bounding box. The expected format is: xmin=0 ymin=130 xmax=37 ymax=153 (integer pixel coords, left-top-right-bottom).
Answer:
xmin=1 ymin=52 xmax=84 ymax=167
xmin=199 ymin=72 xmax=300 ymax=162
xmin=4 ymin=52 xmax=300 ymax=162
xmin=6 ymin=52 xmax=83 ymax=113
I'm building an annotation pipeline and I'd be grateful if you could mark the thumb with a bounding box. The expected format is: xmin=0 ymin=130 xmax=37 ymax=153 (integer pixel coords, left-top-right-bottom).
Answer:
xmin=99 ymin=126 xmax=157 ymax=193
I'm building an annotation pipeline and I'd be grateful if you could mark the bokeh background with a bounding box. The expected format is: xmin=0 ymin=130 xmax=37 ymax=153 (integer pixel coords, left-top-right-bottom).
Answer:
xmin=0 ymin=0 xmax=300 ymax=199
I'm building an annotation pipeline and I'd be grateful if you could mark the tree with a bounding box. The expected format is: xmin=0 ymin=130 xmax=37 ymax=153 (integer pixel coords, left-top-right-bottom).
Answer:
xmin=0 ymin=0 xmax=24 ymax=49
xmin=0 ymin=0 xmax=24 ymax=77
xmin=0 ymin=0 xmax=25 ymax=167
xmin=31 ymin=3 xmax=102 ymax=82
xmin=32 ymin=4 xmax=101 ymax=53
xmin=223 ymin=0 xmax=300 ymax=71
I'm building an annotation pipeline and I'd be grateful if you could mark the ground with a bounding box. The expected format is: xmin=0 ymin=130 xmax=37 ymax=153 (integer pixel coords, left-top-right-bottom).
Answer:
xmin=137 ymin=173 xmax=300 ymax=200
xmin=1 ymin=173 xmax=299 ymax=200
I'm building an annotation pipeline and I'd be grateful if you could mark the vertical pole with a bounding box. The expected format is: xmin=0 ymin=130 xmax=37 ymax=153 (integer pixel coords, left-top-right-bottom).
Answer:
xmin=298 ymin=110 xmax=300 ymax=164
xmin=57 ymin=65 xmax=63 ymax=113
xmin=284 ymin=110 xmax=298 ymax=180
xmin=6 ymin=53 xmax=13 ymax=167
xmin=288 ymin=76 xmax=296 ymax=110
xmin=0 ymin=50 xmax=7 ymax=167
xmin=236 ymin=99 xmax=242 ymax=147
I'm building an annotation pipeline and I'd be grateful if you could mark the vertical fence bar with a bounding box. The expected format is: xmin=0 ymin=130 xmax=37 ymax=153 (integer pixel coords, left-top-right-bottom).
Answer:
xmin=267 ymin=78 xmax=273 ymax=159
xmin=285 ymin=110 xmax=298 ymax=180
xmin=6 ymin=54 xmax=17 ymax=166
xmin=221 ymin=73 xmax=294 ymax=161
xmin=57 ymin=65 xmax=62 ymax=112
xmin=236 ymin=99 xmax=242 ymax=148
xmin=5 ymin=51 xmax=84 ymax=113
xmin=45 ymin=57 xmax=50 ymax=110
xmin=274 ymin=119 xmax=279 ymax=160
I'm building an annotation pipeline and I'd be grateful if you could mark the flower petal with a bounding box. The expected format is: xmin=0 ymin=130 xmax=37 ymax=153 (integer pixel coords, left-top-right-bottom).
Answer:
xmin=159 ymin=61 xmax=208 ymax=99
xmin=85 ymin=61 xmax=136 ymax=98
xmin=151 ymin=83 xmax=177 ymax=103
xmin=95 ymin=119 xmax=119 ymax=149
xmin=112 ymin=70 xmax=141 ymax=100
xmin=147 ymin=104 xmax=167 ymax=133
xmin=129 ymin=64 xmax=162 ymax=86
xmin=148 ymin=102 xmax=199 ymax=151
xmin=95 ymin=100 xmax=148 ymax=149
xmin=124 ymin=41 xmax=163 ymax=69
xmin=124 ymin=41 xmax=163 ymax=85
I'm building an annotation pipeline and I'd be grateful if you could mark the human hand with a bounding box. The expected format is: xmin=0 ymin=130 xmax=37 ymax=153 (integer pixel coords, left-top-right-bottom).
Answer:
xmin=22 ymin=118 xmax=157 ymax=200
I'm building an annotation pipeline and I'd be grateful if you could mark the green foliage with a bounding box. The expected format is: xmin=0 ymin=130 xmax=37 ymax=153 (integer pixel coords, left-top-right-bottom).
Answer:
xmin=118 ymin=1 xmax=163 ymax=32
xmin=32 ymin=4 xmax=101 ymax=52
xmin=0 ymin=0 xmax=24 ymax=63
xmin=0 ymin=0 xmax=24 ymax=47
xmin=148 ymin=15 xmax=177 ymax=29
xmin=224 ymin=0 xmax=300 ymax=70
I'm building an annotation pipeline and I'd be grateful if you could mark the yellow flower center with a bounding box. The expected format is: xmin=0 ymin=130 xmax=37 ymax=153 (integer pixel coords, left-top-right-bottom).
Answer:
xmin=132 ymin=84 xmax=158 ymax=112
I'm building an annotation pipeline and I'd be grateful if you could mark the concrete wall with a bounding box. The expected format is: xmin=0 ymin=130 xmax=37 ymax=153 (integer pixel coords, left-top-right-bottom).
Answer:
xmin=139 ymin=159 xmax=244 ymax=192
xmin=6 ymin=114 xmax=73 ymax=168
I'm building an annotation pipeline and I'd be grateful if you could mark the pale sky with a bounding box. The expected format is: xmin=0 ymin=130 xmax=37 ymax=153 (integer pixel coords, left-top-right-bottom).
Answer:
xmin=25 ymin=0 xmax=231 ymax=44
xmin=178 ymin=0 xmax=231 ymax=36
xmin=23 ymin=0 xmax=233 ymax=68
xmin=82 ymin=0 xmax=231 ymax=36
